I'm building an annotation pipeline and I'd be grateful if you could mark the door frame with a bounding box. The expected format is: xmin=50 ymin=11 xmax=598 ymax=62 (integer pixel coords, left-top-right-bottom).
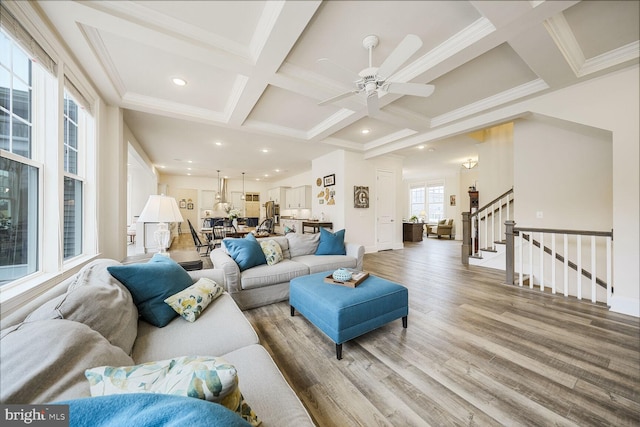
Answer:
xmin=375 ymin=169 xmax=396 ymax=251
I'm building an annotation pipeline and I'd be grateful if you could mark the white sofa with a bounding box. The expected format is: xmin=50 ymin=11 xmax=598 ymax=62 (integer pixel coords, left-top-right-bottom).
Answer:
xmin=0 ymin=259 xmax=314 ymax=426
xmin=211 ymin=233 xmax=365 ymax=310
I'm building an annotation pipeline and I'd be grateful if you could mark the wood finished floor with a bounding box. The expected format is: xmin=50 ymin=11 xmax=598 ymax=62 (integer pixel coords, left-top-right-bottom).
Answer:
xmin=173 ymin=234 xmax=640 ymax=426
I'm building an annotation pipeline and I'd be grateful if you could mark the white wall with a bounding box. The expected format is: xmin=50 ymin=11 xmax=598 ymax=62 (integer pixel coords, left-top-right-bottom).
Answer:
xmin=514 ymin=115 xmax=612 ymax=229
xmin=312 ymin=150 xmax=403 ymax=252
xmin=476 ymin=122 xmax=514 ymax=204
xmin=522 ymin=66 xmax=638 ymax=317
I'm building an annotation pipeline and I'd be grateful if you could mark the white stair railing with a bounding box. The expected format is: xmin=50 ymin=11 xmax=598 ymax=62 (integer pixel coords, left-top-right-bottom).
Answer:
xmin=506 ymin=222 xmax=613 ymax=305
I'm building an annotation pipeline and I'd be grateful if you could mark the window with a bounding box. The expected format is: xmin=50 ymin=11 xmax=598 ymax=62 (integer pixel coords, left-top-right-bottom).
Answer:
xmin=0 ymin=30 xmax=39 ymax=284
xmin=410 ymin=186 xmax=425 ymax=218
xmin=409 ymin=181 xmax=444 ymax=223
xmin=427 ymin=184 xmax=444 ymax=222
xmin=63 ymin=93 xmax=82 ymax=259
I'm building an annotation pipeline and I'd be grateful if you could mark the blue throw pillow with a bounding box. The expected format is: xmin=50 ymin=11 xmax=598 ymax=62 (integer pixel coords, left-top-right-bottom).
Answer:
xmin=107 ymin=254 xmax=193 ymax=327
xmin=223 ymin=233 xmax=267 ymax=271
xmin=315 ymin=228 xmax=346 ymax=255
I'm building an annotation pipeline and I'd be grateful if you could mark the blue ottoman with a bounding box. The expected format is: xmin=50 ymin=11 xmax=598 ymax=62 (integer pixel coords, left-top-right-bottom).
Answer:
xmin=290 ymin=271 xmax=408 ymax=359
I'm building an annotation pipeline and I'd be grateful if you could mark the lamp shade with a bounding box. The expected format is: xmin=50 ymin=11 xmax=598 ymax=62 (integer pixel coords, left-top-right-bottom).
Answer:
xmin=137 ymin=195 xmax=184 ymax=223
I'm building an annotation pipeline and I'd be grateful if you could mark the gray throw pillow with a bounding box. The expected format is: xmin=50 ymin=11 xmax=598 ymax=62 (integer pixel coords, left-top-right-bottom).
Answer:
xmin=25 ymin=259 xmax=138 ymax=355
xmin=286 ymin=233 xmax=320 ymax=258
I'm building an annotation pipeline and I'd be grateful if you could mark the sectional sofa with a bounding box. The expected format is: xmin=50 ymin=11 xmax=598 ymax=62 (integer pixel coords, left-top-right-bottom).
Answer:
xmin=210 ymin=232 xmax=365 ymax=310
xmin=0 ymin=258 xmax=314 ymax=426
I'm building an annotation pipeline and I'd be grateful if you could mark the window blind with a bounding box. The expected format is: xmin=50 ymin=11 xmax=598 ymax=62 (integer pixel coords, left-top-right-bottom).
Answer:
xmin=64 ymin=75 xmax=94 ymax=115
xmin=0 ymin=3 xmax=57 ymax=75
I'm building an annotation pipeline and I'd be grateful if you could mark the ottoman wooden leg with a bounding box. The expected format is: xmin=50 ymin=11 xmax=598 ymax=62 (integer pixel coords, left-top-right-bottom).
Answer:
xmin=290 ymin=306 xmax=295 ymax=316
xmin=402 ymin=316 xmax=408 ymax=328
xmin=336 ymin=343 xmax=342 ymax=360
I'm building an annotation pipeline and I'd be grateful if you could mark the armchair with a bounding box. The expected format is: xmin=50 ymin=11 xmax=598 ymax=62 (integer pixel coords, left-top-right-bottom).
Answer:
xmin=426 ymin=219 xmax=454 ymax=239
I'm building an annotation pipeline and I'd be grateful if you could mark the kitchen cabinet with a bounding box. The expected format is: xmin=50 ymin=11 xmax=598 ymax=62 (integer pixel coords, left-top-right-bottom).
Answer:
xmin=267 ymin=187 xmax=288 ymax=205
xmin=285 ymin=186 xmax=311 ymax=209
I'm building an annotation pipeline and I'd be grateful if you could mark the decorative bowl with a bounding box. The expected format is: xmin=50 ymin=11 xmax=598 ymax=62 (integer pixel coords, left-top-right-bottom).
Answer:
xmin=332 ymin=268 xmax=352 ymax=282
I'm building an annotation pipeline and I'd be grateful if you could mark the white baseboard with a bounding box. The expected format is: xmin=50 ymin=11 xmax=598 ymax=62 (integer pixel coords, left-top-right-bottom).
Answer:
xmin=609 ymin=295 xmax=640 ymax=317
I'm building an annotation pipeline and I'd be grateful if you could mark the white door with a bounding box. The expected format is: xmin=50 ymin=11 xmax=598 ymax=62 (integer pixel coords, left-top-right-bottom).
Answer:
xmin=376 ymin=170 xmax=395 ymax=251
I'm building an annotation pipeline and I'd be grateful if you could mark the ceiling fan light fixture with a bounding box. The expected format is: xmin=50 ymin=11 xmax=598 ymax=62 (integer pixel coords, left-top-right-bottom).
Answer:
xmin=462 ymin=159 xmax=478 ymax=169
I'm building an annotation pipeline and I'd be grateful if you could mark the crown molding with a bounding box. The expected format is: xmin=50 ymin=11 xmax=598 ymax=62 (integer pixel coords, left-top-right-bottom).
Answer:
xmin=430 ymin=78 xmax=549 ymax=128
xmin=364 ymin=129 xmax=418 ymax=151
xmin=80 ymin=24 xmax=127 ymax=99
xmin=307 ymin=109 xmax=355 ymax=140
xmin=122 ymin=93 xmax=227 ymax=123
xmin=224 ymin=75 xmax=250 ymax=122
xmin=390 ymin=17 xmax=496 ymax=84
xmin=80 ymin=0 xmax=250 ymax=60
xmin=242 ymin=120 xmax=308 ymax=140
xmin=249 ymin=1 xmax=285 ymax=62
xmin=581 ymin=41 xmax=640 ymax=77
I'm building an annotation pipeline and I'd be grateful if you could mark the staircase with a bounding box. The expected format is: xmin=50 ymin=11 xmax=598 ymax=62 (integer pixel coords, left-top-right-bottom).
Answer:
xmin=462 ymin=188 xmax=613 ymax=305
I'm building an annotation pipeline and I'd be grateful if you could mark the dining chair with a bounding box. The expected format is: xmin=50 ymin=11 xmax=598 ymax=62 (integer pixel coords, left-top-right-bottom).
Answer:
xmin=211 ymin=220 xmax=225 ymax=249
xmin=187 ymin=219 xmax=212 ymax=256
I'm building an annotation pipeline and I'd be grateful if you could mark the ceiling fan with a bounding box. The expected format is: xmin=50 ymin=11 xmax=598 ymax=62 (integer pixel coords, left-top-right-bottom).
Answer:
xmin=317 ymin=34 xmax=435 ymax=117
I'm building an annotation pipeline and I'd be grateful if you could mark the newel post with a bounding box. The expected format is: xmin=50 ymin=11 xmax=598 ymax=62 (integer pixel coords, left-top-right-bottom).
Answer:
xmin=505 ymin=220 xmax=515 ymax=285
xmin=461 ymin=212 xmax=471 ymax=265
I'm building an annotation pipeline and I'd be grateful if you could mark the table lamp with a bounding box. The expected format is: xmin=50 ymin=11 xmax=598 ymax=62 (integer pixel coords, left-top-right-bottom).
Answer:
xmin=137 ymin=194 xmax=184 ymax=256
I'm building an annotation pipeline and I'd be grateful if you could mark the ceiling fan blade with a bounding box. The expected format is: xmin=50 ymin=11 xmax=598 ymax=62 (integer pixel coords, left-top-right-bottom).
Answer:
xmin=366 ymin=93 xmax=379 ymax=117
xmin=317 ymin=58 xmax=360 ymax=85
xmin=376 ymin=34 xmax=422 ymax=80
xmin=384 ymin=82 xmax=435 ymax=97
xmin=318 ymin=90 xmax=358 ymax=106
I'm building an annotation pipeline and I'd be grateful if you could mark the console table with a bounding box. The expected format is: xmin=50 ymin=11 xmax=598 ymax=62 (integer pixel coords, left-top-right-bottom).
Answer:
xmin=302 ymin=221 xmax=333 ymax=234
xmin=403 ymin=222 xmax=424 ymax=242
xmin=122 ymin=249 xmax=203 ymax=271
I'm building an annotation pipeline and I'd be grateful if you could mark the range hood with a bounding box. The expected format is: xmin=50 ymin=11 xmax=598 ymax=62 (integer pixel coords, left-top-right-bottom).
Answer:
xmin=216 ymin=177 xmax=229 ymax=204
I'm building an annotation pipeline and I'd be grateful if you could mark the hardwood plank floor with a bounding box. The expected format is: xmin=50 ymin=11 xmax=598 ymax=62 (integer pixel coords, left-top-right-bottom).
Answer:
xmin=174 ymin=234 xmax=640 ymax=426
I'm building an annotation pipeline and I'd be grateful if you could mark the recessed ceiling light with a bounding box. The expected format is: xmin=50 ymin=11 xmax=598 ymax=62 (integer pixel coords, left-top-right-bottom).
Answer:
xmin=264 ymin=174 xmax=269 ymax=177
xmin=172 ymin=77 xmax=187 ymax=86
xmin=274 ymin=169 xmax=280 ymax=172
xmin=255 ymin=178 xmax=261 ymax=181
xmin=417 ymin=145 xmax=425 ymax=149
xmin=261 ymin=149 xmax=269 ymax=153
xmin=215 ymin=142 xmax=222 ymax=146
xmin=187 ymin=160 xmax=193 ymax=163
xmin=361 ymin=129 xmax=370 ymax=134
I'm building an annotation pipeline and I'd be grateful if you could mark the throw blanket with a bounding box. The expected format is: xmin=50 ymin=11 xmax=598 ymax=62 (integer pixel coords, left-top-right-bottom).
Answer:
xmin=57 ymin=393 xmax=251 ymax=427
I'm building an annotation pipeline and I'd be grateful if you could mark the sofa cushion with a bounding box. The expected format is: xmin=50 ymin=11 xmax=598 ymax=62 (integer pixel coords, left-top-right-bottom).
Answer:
xmin=58 ymin=394 xmax=253 ymax=427
xmin=293 ymin=254 xmax=357 ymax=274
xmin=240 ymin=260 xmax=309 ymax=291
xmin=132 ymin=293 xmax=259 ymax=362
xmin=164 ymin=277 xmax=225 ymax=323
xmin=25 ymin=259 xmax=138 ymax=354
xmin=85 ymin=355 xmax=259 ymax=425
xmin=286 ymin=232 xmax=320 ymax=257
xmin=259 ymin=239 xmax=284 ymax=266
xmin=222 ymin=344 xmax=315 ymax=426
xmin=0 ymin=319 xmax=134 ymax=404
xmin=223 ymin=234 xmax=267 ymax=271
xmin=107 ymin=254 xmax=193 ymax=328
xmin=315 ymin=228 xmax=346 ymax=255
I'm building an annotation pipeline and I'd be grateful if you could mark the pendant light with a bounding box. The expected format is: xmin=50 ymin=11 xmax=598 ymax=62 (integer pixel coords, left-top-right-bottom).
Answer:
xmin=241 ymin=172 xmax=246 ymax=200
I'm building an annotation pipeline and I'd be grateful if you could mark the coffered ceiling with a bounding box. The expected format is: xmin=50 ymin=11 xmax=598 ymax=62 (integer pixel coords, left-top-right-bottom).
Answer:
xmin=33 ymin=0 xmax=639 ymax=181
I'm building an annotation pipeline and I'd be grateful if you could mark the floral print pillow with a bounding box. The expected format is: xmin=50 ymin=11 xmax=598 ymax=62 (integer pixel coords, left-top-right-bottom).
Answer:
xmin=164 ymin=277 xmax=224 ymax=322
xmin=85 ymin=356 xmax=261 ymax=426
xmin=259 ymin=239 xmax=283 ymax=266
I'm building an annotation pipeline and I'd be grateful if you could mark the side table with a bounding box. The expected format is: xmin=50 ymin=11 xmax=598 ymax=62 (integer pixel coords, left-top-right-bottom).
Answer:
xmin=122 ymin=249 xmax=203 ymax=271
